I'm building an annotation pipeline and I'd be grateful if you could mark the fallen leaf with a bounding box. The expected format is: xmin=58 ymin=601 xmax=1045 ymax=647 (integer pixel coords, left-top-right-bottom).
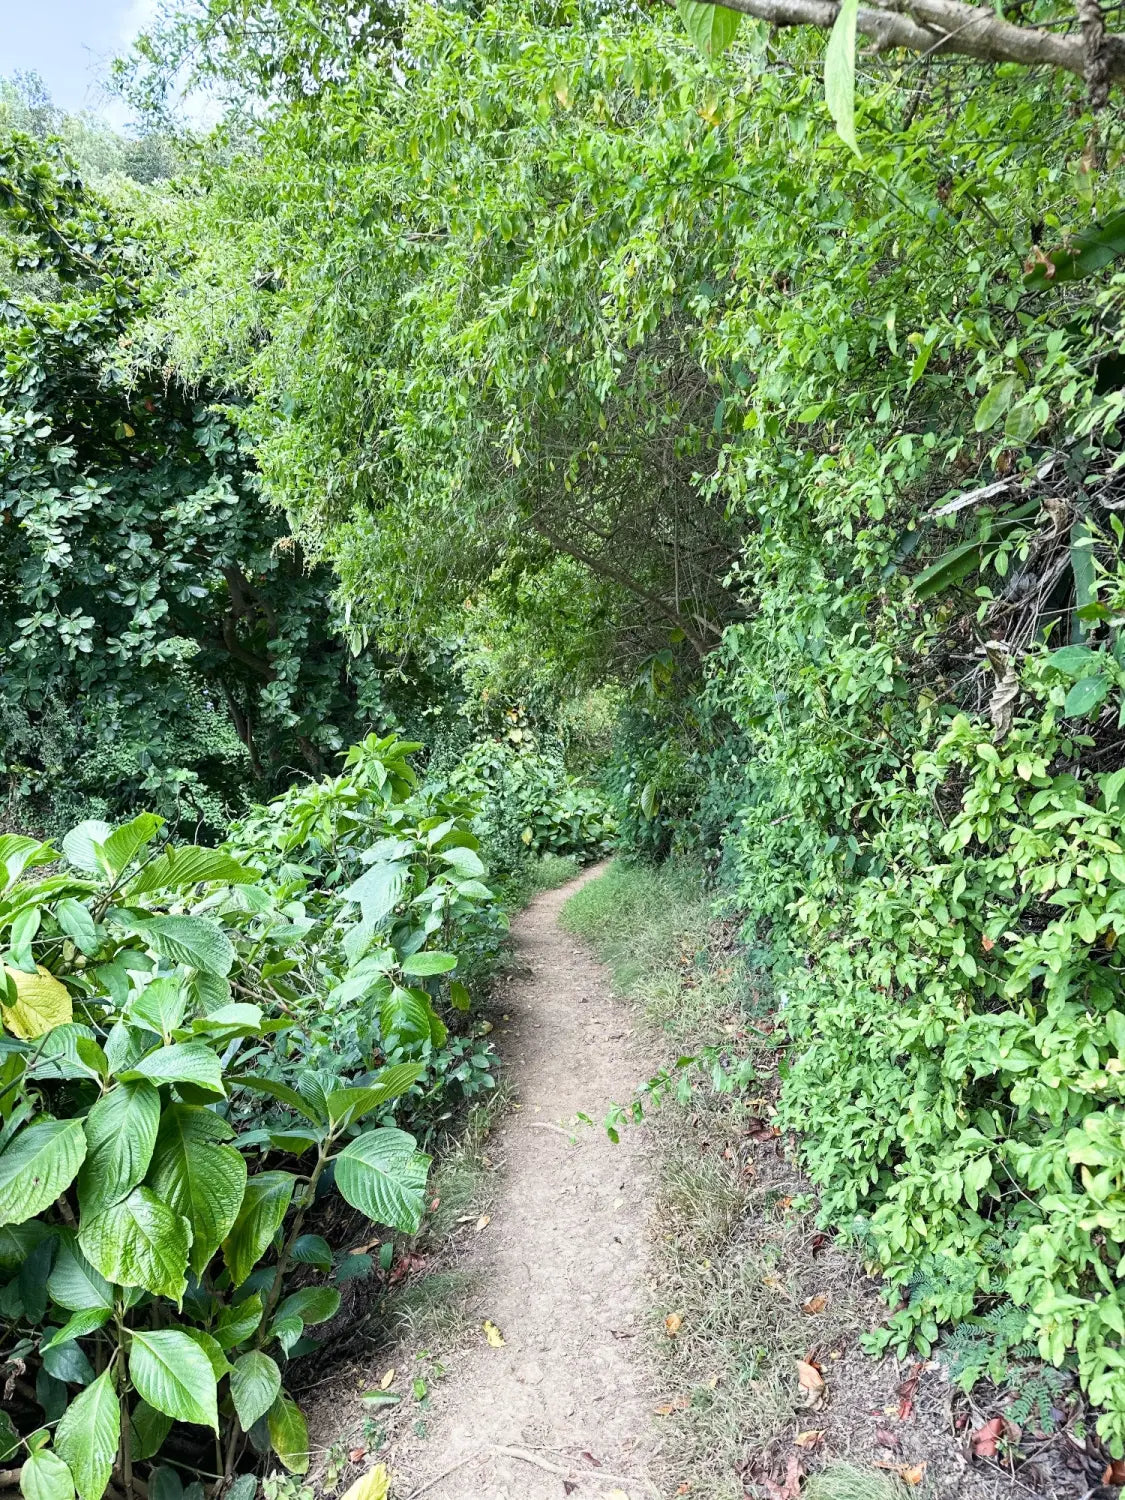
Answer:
xmin=794 ymin=1430 xmax=823 ymax=1449
xmin=339 ymin=1465 xmax=391 ymax=1500
xmin=900 ymin=1464 xmax=926 ymax=1486
xmin=482 ymin=1319 xmax=505 ymax=1347
xmin=704 ymin=1374 xmax=719 ymax=1390
xmin=379 ymin=1368 xmax=395 ymax=1390
xmin=1103 ymin=1460 xmax=1125 ymax=1484
xmin=664 ymin=1312 xmax=684 ymax=1337
xmin=581 ymin=1452 xmax=601 ymax=1467
xmin=874 ymin=1426 xmax=900 ymax=1451
xmin=475 ymin=1214 xmax=491 ymax=1233
xmin=604 ymin=1492 xmax=631 ymax=1500
xmin=563 ymin=1485 xmax=577 ymax=1497
xmin=675 ymin=1486 xmax=692 ymax=1496
xmin=348 ymin=1448 xmax=366 ymax=1463
xmin=796 ymin=1359 xmax=824 ymax=1393
xmin=762 ymin=1453 xmax=803 ymax=1500
xmin=971 ymin=1416 xmax=1005 ymax=1459
xmin=654 ymin=1396 xmax=690 ymax=1415
xmin=429 ymin=1196 xmax=440 ymax=1211
xmin=802 ymin=1294 xmax=828 ymax=1314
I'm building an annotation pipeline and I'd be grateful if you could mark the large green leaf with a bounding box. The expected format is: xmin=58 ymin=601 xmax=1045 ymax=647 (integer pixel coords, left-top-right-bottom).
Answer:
xmin=675 ymin=0 xmax=741 ymax=56
xmin=325 ymin=1063 xmax=424 ymax=1128
xmin=62 ymin=821 xmax=113 ymax=875
xmin=228 ymin=1074 xmax=322 ymax=1124
xmin=112 ymin=914 xmax=235 ymax=977
xmin=274 ymin=1285 xmax=340 ymax=1326
xmin=129 ymin=1401 xmax=172 ymax=1462
xmin=100 ymin=814 xmax=164 ymax=877
xmin=342 ymin=861 xmax=408 ymax=925
xmin=129 ymin=1328 xmax=218 ymax=1431
xmin=128 ymin=978 xmax=188 ymax=1040
xmin=47 ymin=1235 xmax=114 ymax=1311
xmin=334 ymin=1127 xmax=430 ymax=1233
xmin=379 ymin=986 xmax=436 ymax=1052
xmin=1025 ymin=208 xmax=1125 ymax=289
xmin=215 ymin=1292 xmax=263 ymax=1349
xmin=148 ymin=1105 xmax=247 ymax=1277
xmin=79 ymin=1188 xmax=191 ymax=1302
xmin=19 ymin=1448 xmax=74 ymax=1500
xmin=40 ymin=1307 xmax=112 ymax=1351
xmin=400 ymin=951 xmax=457 ymax=976
xmin=230 ymin=1350 xmax=281 ymax=1430
xmin=1064 ymin=672 xmax=1111 ymax=719
xmin=0 ymin=1119 xmax=87 ymax=1226
xmin=55 ymin=1367 xmax=120 ymax=1500
xmin=78 ymin=1079 xmax=161 ymax=1218
xmin=55 ymin=899 xmax=99 ymax=957
xmin=824 ymin=0 xmax=859 ymax=156
xmin=127 ymin=847 xmax=257 ymax=896
xmin=267 ymin=1392 xmax=310 ymax=1475
xmin=119 ymin=1042 xmax=225 ymax=1097
xmin=221 ymin=1171 xmax=294 ymax=1287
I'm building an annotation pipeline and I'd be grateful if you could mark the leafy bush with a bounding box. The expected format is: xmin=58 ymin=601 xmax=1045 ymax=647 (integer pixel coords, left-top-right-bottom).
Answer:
xmin=446 ymin=736 xmax=615 ymax=872
xmin=0 ymin=733 xmax=503 ymax=1493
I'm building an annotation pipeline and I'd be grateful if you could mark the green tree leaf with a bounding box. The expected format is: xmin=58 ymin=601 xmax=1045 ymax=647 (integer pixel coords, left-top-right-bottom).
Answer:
xmin=47 ymin=1235 xmax=114 ymax=1311
xmin=825 ymin=0 xmax=860 ymax=156
xmin=113 ymin=914 xmax=235 ymax=976
xmin=334 ymin=1127 xmax=430 ymax=1233
xmin=274 ymin=1285 xmax=340 ymax=1326
xmin=130 ymin=1328 xmax=218 ymax=1431
xmin=55 ymin=1367 xmax=120 ymax=1500
xmin=215 ymin=1292 xmax=263 ymax=1350
xmin=325 ymin=1063 xmax=424 ymax=1128
xmin=267 ymin=1392 xmax=310 ymax=1475
xmin=675 ymin=0 xmax=742 ymax=56
xmin=79 ymin=1188 xmax=191 ymax=1302
xmin=229 ymin=1350 xmax=282 ymax=1430
xmin=148 ymin=1105 xmax=246 ymax=1277
xmin=1064 ymin=673 xmax=1111 ymax=718
xmin=221 ymin=1171 xmax=294 ymax=1287
xmin=78 ymin=1079 xmax=161 ymax=1218
xmin=973 ymin=374 xmax=1019 ymax=431
xmin=400 ymin=951 xmax=456 ymax=976
xmin=20 ymin=1448 xmax=74 ymax=1500
xmin=119 ymin=1042 xmax=225 ymax=1096
xmin=0 ymin=1119 xmax=87 ymax=1226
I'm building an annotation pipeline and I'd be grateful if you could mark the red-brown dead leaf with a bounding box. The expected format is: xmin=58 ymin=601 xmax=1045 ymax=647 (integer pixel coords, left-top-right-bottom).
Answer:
xmin=874 ymin=1426 xmax=900 ymax=1451
xmin=971 ymin=1416 xmax=1005 ymax=1459
xmin=981 ymin=935 xmax=995 ymax=952
xmin=563 ymin=1483 xmax=577 ymax=1496
xmin=1103 ymin=1460 xmax=1125 ymax=1485
xmin=802 ymin=1294 xmax=828 ymax=1315
xmin=581 ymin=1452 xmax=602 ymax=1467
xmin=665 ymin=1312 xmax=684 ymax=1337
xmin=762 ymin=1454 xmax=804 ymax=1500
xmin=810 ymin=1233 xmax=830 ymax=1254
xmin=900 ymin=1464 xmax=926 ymax=1486
xmin=348 ymin=1448 xmax=366 ymax=1463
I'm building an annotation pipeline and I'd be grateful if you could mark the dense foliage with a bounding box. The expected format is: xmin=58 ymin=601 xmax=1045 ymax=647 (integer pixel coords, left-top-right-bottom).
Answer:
xmin=12 ymin=0 xmax=1125 ymax=1473
xmin=132 ymin=0 xmax=1125 ymax=1454
xmin=0 ymin=733 xmax=504 ymax=1491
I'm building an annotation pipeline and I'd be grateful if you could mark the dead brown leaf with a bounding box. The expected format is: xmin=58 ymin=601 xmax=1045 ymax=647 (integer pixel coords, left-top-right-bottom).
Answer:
xmin=654 ymin=1396 xmax=690 ymax=1416
xmin=794 ymin=1430 xmax=823 ymax=1450
xmin=802 ymin=1294 xmax=828 ymax=1315
xmin=664 ymin=1312 xmax=684 ymax=1337
xmin=874 ymin=1426 xmax=900 ymax=1451
xmin=1103 ymin=1460 xmax=1125 ymax=1485
xmin=795 ymin=1359 xmax=825 ymax=1408
xmin=762 ymin=1454 xmax=803 ymax=1500
xmin=971 ymin=1416 xmax=1005 ymax=1459
xmin=348 ymin=1448 xmax=366 ymax=1464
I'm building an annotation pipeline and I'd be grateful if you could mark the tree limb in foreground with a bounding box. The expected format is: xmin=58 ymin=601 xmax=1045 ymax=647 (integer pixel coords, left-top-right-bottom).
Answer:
xmin=684 ymin=0 xmax=1125 ymax=89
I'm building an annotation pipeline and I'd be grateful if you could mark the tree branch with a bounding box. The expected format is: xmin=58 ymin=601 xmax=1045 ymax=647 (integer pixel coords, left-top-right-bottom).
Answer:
xmin=673 ymin=0 xmax=1125 ymax=87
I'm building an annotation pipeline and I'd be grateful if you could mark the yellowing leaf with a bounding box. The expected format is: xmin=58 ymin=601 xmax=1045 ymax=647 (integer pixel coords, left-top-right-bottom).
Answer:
xmin=379 ymin=1368 xmax=395 ymax=1390
xmin=2 ymin=965 xmax=72 ymax=1038
xmin=802 ymin=1293 xmax=829 ymax=1314
xmin=340 ymin=1465 xmax=390 ymax=1500
xmin=664 ymin=1312 xmax=684 ymax=1336
xmin=482 ymin=1319 xmax=504 ymax=1347
xmin=475 ymin=1214 xmax=491 ymax=1233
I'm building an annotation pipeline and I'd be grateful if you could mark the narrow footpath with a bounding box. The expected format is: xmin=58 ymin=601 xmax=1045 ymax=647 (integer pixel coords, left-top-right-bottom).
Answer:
xmin=392 ymin=865 xmax=659 ymax=1500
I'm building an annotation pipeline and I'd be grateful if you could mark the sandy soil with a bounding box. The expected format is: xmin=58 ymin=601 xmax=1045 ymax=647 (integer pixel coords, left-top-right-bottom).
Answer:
xmin=387 ymin=866 xmax=659 ymax=1500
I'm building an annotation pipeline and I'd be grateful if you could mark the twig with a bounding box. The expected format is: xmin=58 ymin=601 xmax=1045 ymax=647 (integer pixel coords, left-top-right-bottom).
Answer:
xmin=400 ymin=1451 xmax=485 ymax=1498
xmin=492 ymin=1446 xmax=653 ymax=1489
xmin=525 ymin=1121 xmax=575 ymax=1137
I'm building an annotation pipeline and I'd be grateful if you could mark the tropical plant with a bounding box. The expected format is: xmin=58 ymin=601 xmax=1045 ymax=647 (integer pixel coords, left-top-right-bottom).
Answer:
xmin=0 ymin=733 xmax=502 ymax=1493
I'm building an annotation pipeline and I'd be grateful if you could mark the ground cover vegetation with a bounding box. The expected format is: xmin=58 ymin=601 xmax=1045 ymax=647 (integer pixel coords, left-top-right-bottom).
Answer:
xmin=8 ymin=0 xmax=1125 ymax=1484
xmin=121 ymin=0 xmax=1125 ymax=1463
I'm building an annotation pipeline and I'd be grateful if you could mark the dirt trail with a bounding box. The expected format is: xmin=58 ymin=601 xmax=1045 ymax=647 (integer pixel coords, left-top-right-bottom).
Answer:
xmin=392 ymin=865 xmax=659 ymax=1500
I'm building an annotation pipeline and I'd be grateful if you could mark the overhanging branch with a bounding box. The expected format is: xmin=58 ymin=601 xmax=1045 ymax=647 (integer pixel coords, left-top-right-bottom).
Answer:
xmin=684 ymin=0 xmax=1125 ymax=87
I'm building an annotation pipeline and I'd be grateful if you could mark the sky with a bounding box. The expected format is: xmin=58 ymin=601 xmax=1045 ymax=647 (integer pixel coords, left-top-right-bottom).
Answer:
xmin=0 ymin=0 xmax=154 ymax=117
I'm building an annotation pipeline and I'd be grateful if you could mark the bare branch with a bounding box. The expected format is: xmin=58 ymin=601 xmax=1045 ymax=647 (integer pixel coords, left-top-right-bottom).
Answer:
xmin=673 ymin=0 xmax=1125 ymax=86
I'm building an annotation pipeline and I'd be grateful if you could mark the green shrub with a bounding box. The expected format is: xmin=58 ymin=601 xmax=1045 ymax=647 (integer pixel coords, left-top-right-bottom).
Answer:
xmin=0 ymin=733 xmax=504 ymax=1491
